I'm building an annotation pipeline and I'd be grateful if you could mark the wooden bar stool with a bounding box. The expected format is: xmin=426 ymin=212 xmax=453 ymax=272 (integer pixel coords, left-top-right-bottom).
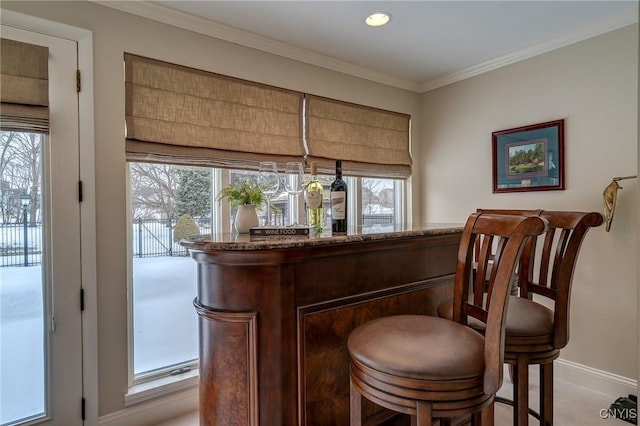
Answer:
xmin=438 ymin=209 xmax=603 ymax=426
xmin=347 ymin=213 xmax=548 ymax=425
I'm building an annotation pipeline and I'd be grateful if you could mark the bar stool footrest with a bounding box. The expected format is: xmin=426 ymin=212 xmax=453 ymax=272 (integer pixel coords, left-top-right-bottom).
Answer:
xmin=494 ymin=395 xmax=551 ymax=426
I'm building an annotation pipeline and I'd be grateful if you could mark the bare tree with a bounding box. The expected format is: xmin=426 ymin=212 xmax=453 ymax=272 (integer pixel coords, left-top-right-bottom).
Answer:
xmin=16 ymin=133 xmax=41 ymax=223
xmin=0 ymin=132 xmax=19 ymax=222
xmin=0 ymin=131 xmax=42 ymax=223
xmin=130 ymin=163 xmax=178 ymax=219
xmin=362 ymin=178 xmax=393 ymax=214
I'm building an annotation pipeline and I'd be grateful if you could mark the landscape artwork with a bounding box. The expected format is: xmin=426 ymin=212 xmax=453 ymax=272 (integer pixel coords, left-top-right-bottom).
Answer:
xmin=492 ymin=119 xmax=564 ymax=193
xmin=505 ymin=138 xmax=548 ymax=178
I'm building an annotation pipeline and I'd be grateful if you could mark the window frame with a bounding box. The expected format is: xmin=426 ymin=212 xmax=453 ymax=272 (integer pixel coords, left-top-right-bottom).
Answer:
xmin=348 ymin=176 xmax=408 ymax=228
xmin=126 ymin=163 xmax=223 ymax=394
xmin=125 ymin=164 xmax=408 ymax=401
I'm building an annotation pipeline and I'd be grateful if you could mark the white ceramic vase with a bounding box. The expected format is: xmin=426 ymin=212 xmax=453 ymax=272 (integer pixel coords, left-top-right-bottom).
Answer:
xmin=234 ymin=204 xmax=259 ymax=233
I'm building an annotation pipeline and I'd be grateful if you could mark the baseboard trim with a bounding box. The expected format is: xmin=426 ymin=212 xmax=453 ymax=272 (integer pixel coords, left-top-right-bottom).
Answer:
xmin=98 ymin=387 xmax=198 ymax=426
xmin=556 ymin=358 xmax=638 ymax=397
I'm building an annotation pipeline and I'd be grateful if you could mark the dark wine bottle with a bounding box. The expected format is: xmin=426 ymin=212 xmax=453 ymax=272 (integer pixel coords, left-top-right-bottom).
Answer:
xmin=330 ymin=160 xmax=347 ymax=234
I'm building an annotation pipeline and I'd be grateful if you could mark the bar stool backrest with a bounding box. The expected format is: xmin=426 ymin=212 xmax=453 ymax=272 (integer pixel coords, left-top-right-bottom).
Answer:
xmin=454 ymin=212 xmax=549 ymax=394
xmin=524 ymin=211 xmax=603 ymax=348
xmin=476 ymin=209 xmax=603 ymax=349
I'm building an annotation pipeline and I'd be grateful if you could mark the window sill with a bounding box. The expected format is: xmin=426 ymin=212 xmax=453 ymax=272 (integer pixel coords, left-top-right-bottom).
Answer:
xmin=124 ymin=369 xmax=199 ymax=407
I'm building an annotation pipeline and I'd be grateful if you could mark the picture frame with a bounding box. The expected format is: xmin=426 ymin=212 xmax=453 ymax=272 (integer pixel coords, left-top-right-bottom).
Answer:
xmin=492 ymin=119 xmax=565 ymax=193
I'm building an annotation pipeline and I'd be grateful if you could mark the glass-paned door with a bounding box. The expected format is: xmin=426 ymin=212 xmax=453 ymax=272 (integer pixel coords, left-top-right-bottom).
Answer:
xmin=0 ymin=26 xmax=82 ymax=426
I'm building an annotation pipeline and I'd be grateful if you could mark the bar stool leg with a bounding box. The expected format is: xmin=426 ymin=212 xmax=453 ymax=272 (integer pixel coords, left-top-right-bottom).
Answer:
xmin=350 ymin=380 xmax=362 ymax=425
xmin=514 ymin=355 xmax=529 ymax=426
xmin=479 ymin=401 xmax=495 ymax=426
xmin=415 ymin=401 xmax=432 ymax=426
xmin=540 ymin=363 xmax=553 ymax=426
xmin=511 ymin=362 xmax=518 ymax=426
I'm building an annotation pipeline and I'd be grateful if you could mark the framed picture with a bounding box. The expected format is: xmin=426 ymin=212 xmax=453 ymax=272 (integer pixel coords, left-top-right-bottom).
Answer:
xmin=492 ymin=119 xmax=565 ymax=193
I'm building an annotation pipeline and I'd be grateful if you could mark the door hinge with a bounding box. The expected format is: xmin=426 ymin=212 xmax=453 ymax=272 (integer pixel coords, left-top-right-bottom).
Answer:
xmin=80 ymin=288 xmax=85 ymax=312
xmin=81 ymin=397 xmax=86 ymax=420
xmin=78 ymin=180 xmax=83 ymax=202
xmin=76 ymin=70 xmax=81 ymax=92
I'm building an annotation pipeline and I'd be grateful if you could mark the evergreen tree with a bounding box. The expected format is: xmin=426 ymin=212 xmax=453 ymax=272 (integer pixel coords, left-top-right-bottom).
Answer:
xmin=173 ymin=213 xmax=200 ymax=243
xmin=174 ymin=169 xmax=211 ymax=218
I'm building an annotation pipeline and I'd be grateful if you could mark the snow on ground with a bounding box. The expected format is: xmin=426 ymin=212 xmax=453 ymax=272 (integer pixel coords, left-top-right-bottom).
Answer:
xmin=0 ymin=256 xmax=198 ymax=424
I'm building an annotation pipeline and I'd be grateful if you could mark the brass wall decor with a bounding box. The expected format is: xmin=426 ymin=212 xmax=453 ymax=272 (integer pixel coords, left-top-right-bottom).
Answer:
xmin=602 ymin=175 xmax=637 ymax=231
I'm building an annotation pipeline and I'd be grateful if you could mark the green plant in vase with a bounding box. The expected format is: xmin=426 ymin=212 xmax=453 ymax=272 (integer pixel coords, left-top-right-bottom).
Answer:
xmin=216 ymin=180 xmax=279 ymax=232
xmin=216 ymin=180 xmax=266 ymax=209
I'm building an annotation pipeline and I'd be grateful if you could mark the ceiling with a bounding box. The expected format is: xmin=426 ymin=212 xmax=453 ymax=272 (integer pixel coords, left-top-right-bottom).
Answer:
xmin=99 ymin=1 xmax=638 ymax=92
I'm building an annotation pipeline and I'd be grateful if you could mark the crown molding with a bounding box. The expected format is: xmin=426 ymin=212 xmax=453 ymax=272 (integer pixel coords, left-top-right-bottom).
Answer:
xmin=418 ymin=9 xmax=638 ymax=93
xmin=93 ymin=1 xmax=637 ymax=94
xmin=91 ymin=1 xmax=421 ymax=92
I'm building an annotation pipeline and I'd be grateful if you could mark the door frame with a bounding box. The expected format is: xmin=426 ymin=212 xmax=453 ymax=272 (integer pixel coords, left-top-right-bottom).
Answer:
xmin=1 ymin=10 xmax=98 ymax=425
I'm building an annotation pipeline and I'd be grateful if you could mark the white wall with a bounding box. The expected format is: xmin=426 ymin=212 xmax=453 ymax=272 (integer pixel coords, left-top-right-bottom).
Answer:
xmin=2 ymin=0 xmax=421 ymax=419
xmin=420 ymin=25 xmax=639 ymax=381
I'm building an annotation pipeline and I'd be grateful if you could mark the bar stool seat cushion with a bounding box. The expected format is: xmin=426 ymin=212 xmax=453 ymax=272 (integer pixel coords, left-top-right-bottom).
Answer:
xmin=348 ymin=315 xmax=485 ymax=381
xmin=438 ymin=296 xmax=554 ymax=338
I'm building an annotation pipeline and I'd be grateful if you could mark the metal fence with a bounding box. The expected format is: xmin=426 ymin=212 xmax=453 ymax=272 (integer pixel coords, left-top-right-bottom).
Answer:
xmin=363 ymin=214 xmax=394 ymax=225
xmin=0 ymin=222 xmax=43 ymax=267
xmin=132 ymin=217 xmax=212 ymax=258
xmin=133 ymin=218 xmax=180 ymax=258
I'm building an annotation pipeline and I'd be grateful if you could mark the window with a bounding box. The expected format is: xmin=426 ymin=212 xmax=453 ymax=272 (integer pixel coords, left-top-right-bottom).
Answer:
xmin=128 ymin=163 xmax=215 ymax=385
xmin=127 ymin=163 xmax=407 ymax=391
xmin=360 ymin=177 xmax=403 ymax=231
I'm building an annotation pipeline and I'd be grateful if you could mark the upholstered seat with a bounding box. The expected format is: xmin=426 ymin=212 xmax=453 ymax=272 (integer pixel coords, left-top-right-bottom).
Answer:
xmin=437 ymin=296 xmax=554 ymax=340
xmin=349 ymin=315 xmax=485 ymax=381
xmin=347 ymin=213 xmax=548 ymax=426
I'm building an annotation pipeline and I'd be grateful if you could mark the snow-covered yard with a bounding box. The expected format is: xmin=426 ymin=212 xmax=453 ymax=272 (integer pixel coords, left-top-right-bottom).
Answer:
xmin=0 ymin=256 xmax=198 ymax=425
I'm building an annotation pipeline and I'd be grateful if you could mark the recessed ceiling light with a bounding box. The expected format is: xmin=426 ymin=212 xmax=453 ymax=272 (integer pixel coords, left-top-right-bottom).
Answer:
xmin=365 ymin=12 xmax=391 ymax=27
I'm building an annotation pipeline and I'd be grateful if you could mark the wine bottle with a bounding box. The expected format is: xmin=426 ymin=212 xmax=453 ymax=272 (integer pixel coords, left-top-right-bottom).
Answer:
xmin=305 ymin=162 xmax=324 ymax=233
xmin=330 ymin=160 xmax=347 ymax=234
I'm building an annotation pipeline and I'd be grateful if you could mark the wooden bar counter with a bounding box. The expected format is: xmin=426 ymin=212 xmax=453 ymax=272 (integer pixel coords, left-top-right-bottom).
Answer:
xmin=180 ymin=224 xmax=462 ymax=426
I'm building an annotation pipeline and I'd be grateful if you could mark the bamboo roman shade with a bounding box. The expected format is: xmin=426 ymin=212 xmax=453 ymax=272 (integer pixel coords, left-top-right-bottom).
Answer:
xmin=125 ymin=53 xmax=305 ymax=170
xmin=0 ymin=38 xmax=49 ymax=134
xmin=305 ymin=95 xmax=411 ymax=178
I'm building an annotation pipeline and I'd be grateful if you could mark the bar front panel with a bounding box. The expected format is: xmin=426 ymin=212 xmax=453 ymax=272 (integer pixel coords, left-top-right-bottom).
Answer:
xmin=185 ymin=226 xmax=462 ymax=425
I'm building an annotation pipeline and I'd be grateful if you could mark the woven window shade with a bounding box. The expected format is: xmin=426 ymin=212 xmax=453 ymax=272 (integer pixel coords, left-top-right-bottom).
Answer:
xmin=0 ymin=38 xmax=49 ymax=134
xmin=305 ymin=95 xmax=411 ymax=178
xmin=125 ymin=54 xmax=304 ymax=170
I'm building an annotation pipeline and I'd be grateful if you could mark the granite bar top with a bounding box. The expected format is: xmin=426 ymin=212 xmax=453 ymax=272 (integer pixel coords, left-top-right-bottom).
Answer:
xmin=180 ymin=223 xmax=463 ymax=251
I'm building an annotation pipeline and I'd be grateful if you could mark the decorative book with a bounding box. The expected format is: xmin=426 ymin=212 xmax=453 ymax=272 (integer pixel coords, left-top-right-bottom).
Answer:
xmin=249 ymin=226 xmax=314 ymax=240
